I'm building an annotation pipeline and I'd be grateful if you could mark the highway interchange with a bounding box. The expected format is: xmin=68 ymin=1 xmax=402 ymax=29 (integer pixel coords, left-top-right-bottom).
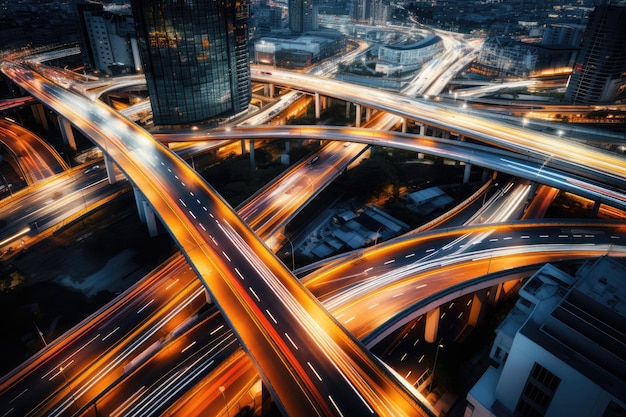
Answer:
xmin=1 ymin=29 xmax=626 ymax=416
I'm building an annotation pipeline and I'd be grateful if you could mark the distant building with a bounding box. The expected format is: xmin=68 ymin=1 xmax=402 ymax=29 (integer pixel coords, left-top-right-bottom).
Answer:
xmin=288 ymin=0 xmax=318 ymax=34
xmin=466 ymin=257 xmax=626 ymax=417
xmin=376 ymin=35 xmax=443 ymax=75
xmin=565 ymin=1 xmax=626 ymax=104
xmin=77 ymin=3 xmax=141 ymax=75
xmin=252 ymin=0 xmax=284 ymax=31
xmin=350 ymin=0 xmax=371 ymax=21
xmin=473 ymin=36 xmax=538 ymax=79
xmin=254 ymin=30 xmax=345 ymax=68
xmin=130 ymin=0 xmax=251 ymax=126
xmin=404 ymin=186 xmax=454 ymax=216
xmin=541 ymin=23 xmax=585 ymax=48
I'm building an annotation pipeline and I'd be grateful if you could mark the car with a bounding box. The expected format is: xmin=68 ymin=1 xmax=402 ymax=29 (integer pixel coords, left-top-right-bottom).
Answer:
xmin=307 ymin=155 xmax=320 ymax=166
xmin=84 ymin=164 xmax=100 ymax=174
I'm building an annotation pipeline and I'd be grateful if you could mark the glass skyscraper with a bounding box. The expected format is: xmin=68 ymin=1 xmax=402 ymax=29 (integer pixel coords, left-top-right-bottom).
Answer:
xmin=131 ymin=0 xmax=251 ymax=126
xmin=565 ymin=1 xmax=626 ymax=105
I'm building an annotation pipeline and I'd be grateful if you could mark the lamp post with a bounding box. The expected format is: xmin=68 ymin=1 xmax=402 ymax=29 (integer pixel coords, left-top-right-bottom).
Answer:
xmin=482 ymin=182 xmax=499 ymax=206
xmin=374 ymin=225 xmax=383 ymax=245
xmin=219 ymin=386 xmax=230 ymax=417
xmin=59 ymin=151 xmax=71 ymax=169
xmin=33 ymin=321 xmax=47 ymax=347
xmin=429 ymin=343 xmax=444 ymax=392
xmin=2 ymin=174 xmax=12 ymax=197
xmin=34 ymin=321 xmax=79 ymax=411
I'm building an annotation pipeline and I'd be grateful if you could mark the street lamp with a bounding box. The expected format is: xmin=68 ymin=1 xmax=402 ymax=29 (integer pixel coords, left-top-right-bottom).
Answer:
xmin=59 ymin=151 xmax=71 ymax=169
xmin=33 ymin=321 xmax=47 ymax=346
xmin=429 ymin=343 xmax=444 ymax=392
xmin=219 ymin=386 xmax=230 ymax=417
xmin=1 ymin=174 xmax=13 ymax=197
xmin=373 ymin=225 xmax=384 ymax=245
xmin=482 ymin=182 xmax=499 ymax=206
xmin=34 ymin=321 xmax=79 ymax=411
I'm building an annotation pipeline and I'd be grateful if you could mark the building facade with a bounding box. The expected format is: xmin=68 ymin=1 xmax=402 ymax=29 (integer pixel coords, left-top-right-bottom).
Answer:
xmin=474 ymin=36 xmax=538 ymax=79
xmin=466 ymin=257 xmax=626 ymax=417
xmin=130 ymin=0 xmax=251 ymax=126
xmin=78 ymin=3 xmax=141 ymax=75
xmin=376 ymin=35 xmax=443 ymax=75
xmin=565 ymin=1 xmax=626 ymax=104
xmin=288 ymin=0 xmax=318 ymax=34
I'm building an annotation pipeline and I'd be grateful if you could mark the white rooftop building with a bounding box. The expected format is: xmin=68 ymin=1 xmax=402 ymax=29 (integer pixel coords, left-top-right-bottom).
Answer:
xmin=466 ymin=257 xmax=626 ymax=417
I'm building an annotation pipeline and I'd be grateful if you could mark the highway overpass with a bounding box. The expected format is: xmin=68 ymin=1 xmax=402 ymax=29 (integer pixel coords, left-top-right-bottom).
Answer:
xmin=1 ymin=60 xmax=432 ymax=417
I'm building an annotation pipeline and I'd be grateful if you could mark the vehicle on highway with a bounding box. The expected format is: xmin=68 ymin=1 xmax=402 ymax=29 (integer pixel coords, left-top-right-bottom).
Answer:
xmin=84 ymin=164 xmax=100 ymax=174
xmin=307 ymin=155 xmax=320 ymax=166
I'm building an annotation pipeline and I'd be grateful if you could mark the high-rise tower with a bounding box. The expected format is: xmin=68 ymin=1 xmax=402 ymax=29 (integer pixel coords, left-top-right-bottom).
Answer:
xmin=564 ymin=1 xmax=626 ymax=105
xmin=288 ymin=0 xmax=318 ymax=34
xmin=130 ymin=0 xmax=251 ymax=126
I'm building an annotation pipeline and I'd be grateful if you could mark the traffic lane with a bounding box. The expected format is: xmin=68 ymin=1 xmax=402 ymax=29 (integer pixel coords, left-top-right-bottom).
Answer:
xmin=304 ymin=223 xmax=626 ymax=299
xmin=0 ymin=258 xmax=199 ymax=417
xmin=90 ymin=309 xmax=237 ymax=417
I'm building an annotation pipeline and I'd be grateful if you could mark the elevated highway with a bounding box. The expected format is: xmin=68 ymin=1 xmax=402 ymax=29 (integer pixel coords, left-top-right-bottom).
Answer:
xmin=1 ymin=60 xmax=431 ymax=417
xmin=251 ymin=68 xmax=626 ymax=189
xmin=157 ymin=125 xmax=626 ymax=211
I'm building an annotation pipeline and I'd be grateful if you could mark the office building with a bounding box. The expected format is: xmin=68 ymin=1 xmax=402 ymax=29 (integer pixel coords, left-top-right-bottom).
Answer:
xmin=465 ymin=257 xmax=626 ymax=417
xmin=376 ymin=35 xmax=443 ymax=75
xmin=289 ymin=0 xmax=318 ymax=34
xmin=130 ymin=0 xmax=251 ymax=126
xmin=565 ymin=1 xmax=626 ymax=104
xmin=78 ymin=3 xmax=141 ymax=75
xmin=473 ymin=36 xmax=538 ymax=79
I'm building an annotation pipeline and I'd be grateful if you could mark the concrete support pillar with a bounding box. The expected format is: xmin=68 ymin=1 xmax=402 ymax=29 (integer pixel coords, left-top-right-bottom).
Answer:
xmin=346 ymin=102 xmax=351 ymax=119
xmin=204 ymin=288 xmax=212 ymax=304
xmin=261 ymin=382 xmax=273 ymax=415
xmin=268 ymin=83 xmax=274 ymax=98
xmin=133 ymin=187 xmax=146 ymax=223
xmin=482 ymin=169 xmax=490 ymax=182
xmin=590 ymin=200 xmax=601 ymax=218
xmin=463 ymin=163 xmax=472 ymax=184
xmin=142 ymin=200 xmax=158 ymax=237
xmin=355 ymin=104 xmax=361 ymax=128
xmin=402 ymin=118 xmax=407 ymax=133
xmin=134 ymin=186 xmax=158 ymax=237
xmin=249 ymin=139 xmax=255 ymax=171
xmin=365 ymin=107 xmax=371 ymax=122
xmin=418 ymin=153 xmax=424 ymax=160
xmin=241 ymin=139 xmax=246 ymax=154
xmin=442 ymin=130 xmax=450 ymax=139
xmin=528 ymin=181 xmax=538 ymax=198
xmin=467 ymin=293 xmax=483 ymax=328
xmin=489 ymin=283 xmax=503 ymax=305
xmin=315 ymin=92 xmax=321 ymax=119
xmin=32 ymin=103 xmax=49 ymax=131
xmin=424 ymin=307 xmax=440 ymax=343
xmin=58 ymin=117 xmax=77 ymax=150
xmin=417 ymin=123 xmax=425 ymax=136
xmin=321 ymin=96 xmax=328 ymax=110
xmin=104 ymin=154 xmax=117 ymax=184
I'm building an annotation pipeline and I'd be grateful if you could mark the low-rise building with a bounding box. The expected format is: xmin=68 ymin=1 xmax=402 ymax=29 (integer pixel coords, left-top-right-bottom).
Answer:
xmin=473 ymin=36 xmax=538 ymax=79
xmin=375 ymin=34 xmax=443 ymax=75
xmin=466 ymin=256 xmax=626 ymax=417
